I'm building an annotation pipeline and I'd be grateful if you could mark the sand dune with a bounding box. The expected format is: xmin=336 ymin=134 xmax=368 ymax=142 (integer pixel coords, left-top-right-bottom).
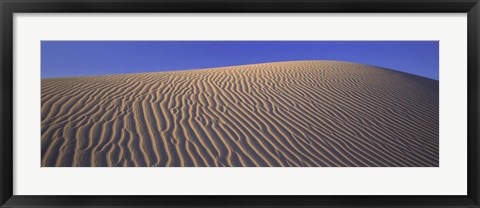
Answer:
xmin=41 ymin=60 xmax=439 ymax=167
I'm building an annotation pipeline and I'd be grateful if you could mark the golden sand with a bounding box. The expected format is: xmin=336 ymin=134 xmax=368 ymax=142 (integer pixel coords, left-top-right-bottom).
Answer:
xmin=41 ymin=61 xmax=439 ymax=167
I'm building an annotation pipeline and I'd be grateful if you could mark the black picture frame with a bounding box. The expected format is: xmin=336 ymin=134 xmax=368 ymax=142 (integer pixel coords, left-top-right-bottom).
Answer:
xmin=1 ymin=0 xmax=479 ymax=207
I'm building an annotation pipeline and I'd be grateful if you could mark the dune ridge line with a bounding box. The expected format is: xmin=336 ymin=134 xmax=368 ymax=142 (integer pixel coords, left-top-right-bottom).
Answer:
xmin=41 ymin=60 xmax=439 ymax=167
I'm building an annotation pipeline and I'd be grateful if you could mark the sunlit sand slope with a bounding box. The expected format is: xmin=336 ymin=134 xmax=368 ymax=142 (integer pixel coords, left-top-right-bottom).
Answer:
xmin=41 ymin=61 xmax=439 ymax=167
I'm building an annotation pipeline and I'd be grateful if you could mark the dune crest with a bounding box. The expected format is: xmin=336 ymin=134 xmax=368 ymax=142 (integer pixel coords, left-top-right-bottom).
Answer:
xmin=41 ymin=60 xmax=439 ymax=167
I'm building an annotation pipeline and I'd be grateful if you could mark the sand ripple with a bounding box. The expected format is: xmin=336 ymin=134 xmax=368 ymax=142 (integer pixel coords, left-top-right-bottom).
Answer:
xmin=41 ymin=61 xmax=439 ymax=167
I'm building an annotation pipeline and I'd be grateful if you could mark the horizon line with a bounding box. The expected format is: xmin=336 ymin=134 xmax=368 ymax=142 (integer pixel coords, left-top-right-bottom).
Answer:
xmin=41 ymin=59 xmax=439 ymax=81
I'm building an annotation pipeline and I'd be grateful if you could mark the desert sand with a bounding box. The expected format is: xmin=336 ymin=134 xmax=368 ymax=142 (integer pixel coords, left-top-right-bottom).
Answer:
xmin=41 ymin=60 xmax=439 ymax=167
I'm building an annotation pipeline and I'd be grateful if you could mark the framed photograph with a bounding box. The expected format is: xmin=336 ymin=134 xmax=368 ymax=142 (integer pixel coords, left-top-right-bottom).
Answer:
xmin=1 ymin=0 xmax=479 ymax=207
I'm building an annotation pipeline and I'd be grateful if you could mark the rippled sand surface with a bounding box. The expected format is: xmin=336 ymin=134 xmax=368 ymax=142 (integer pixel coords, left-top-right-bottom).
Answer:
xmin=41 ymin=61 xmax=439 ymax=167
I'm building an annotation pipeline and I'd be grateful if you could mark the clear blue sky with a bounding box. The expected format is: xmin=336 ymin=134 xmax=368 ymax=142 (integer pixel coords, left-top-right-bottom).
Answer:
xmin=41 ymin=41 xmax=439 ymax=80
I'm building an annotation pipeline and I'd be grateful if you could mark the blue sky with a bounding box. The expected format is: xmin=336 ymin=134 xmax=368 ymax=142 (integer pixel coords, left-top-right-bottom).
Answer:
xmin=41 ymin=41 xmax=439 ymax=80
